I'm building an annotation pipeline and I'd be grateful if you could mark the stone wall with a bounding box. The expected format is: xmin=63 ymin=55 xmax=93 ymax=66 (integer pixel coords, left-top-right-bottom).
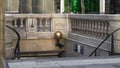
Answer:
xmin=5 ymin=0 xmax=19 ymax=13
xmin=5 ymin=14 xmax=120 ymax=57
xmin=65 ymin=34 xmax=109 ymax=57
xmin=0 ymin=0 xmax=4 ymax=67
xmin=5 ymin=14 xmax=68 ymax=56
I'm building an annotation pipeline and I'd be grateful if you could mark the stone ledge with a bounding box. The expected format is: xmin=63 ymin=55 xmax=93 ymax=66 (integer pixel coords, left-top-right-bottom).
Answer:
xmin=67 ymin=33 xmax=111 ymax=51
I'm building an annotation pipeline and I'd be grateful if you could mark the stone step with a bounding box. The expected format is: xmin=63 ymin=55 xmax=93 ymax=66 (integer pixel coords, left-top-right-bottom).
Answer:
xmin=8 ymin=56 xmax=120 ymax=68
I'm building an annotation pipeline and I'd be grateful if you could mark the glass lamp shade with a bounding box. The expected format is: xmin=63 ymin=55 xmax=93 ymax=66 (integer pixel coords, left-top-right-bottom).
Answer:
xmin=54 ymin=31 xmax=63 ymax=39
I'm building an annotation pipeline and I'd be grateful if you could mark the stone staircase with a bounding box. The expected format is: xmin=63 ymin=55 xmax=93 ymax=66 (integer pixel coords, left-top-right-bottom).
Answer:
xmin=7 ymin=56 xmax=120 ymax=68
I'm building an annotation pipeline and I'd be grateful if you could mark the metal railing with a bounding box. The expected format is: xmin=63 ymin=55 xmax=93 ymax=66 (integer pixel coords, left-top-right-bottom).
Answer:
xmin=6 ymin=25 xmax=21 ymax=59
xmin=89 ymin=27 xmax=120 ymax=57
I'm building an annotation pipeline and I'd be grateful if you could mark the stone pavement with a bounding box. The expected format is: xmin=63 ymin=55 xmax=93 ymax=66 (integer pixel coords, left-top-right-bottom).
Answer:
xmin=8 ymin=57 xmax=120 ymax=68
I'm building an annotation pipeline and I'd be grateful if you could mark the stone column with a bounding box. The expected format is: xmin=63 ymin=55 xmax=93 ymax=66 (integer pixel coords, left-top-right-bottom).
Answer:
xmin=0 ymin=0 xmax=4 ymax=67
xmin=43 ymin=0 xmax=55 ymax=13
xmin=60 ymin=0 xmax=64 ymax=13
xmin=32 ymin=0 xmax=55 ymax=13
xmin=32 ymin=0 xmax=43 ymax=13
xmin=20 ymin=0 xmax=32 ymax=13
xmin=4 ymin=0 xmax=19 ymax=13
xmin=100 ymin=0 xmax=105 ymax=14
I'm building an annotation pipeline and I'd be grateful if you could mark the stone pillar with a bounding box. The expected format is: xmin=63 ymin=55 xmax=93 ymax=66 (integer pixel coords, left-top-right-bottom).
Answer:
xmin=32 ymin=0 xmax=43 ymax=13
xmin=0 ymin=0 xmax=4 ymax=67
xmin=60 ymin=0 xmax=64 ymax=13
xmin=43 ymin=0 xmax=55 ymax=13
xmin=5 ymin=16 xmax=14 ymax=59
xmin=20 ymin=0 xmax=32 ymax=13
xmin=33 ymin=0 xmax=55 ymax=14
xmin=4 ymin=0 xmax=19 ymax=13
xmin=100 ymin=0 xmax=105 ymax=14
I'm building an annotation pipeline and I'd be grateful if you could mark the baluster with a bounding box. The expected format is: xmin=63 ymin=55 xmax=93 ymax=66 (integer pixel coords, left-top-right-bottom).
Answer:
xmin=80 ymin=19 xmax=83 ymax=35
xmin=48 ymin=18 xmax=51 ymax=32
xmin=79 ymin=19 xmax=82 ymax=35
xmin=106 ymin=21 xmax=109 ymax=36
xmin=84 ymin=19 xmax=87 ymax=35
xmin=78 ymin=19 xmax=80 ymax=34
xmin=71 ymin=20 xmax=73 ymax=33
xmin=76 ymin=19 xmax=79 ymax=34
xmin=42 ymin=18 xmax=46 ymax=32
xmin=74 ymin=19 xmax=77 ymax=33
xmin=20 ymin=18 xmax=24 ymax=28
xmin=85 ymin=19 xmax=87 ymax=36
xmin=101 ymin=21 xmax=105 ymax=38
xmin=95 ymin=20 xmax=99 ymax=38
xmin=76 ymin=19 xmax=78 ymax=33
xmin=94 ymin=20 xmax=96 ymax=37
xmin=73 ymin=19 xmax=75 ymax=33
xmin=74 ymin=19 xmax=76 ymax=33
xmin=96 ymin=20 xmax=99 ymax=38
xmin=82 ymin=19 xmax=85 ymax=35
xmin=98 ymin=20 xmax=101 ymax=38
xmin=102 ymin=21 xmax=105 ymax=39
xmin=71 ymin=19 xmax=74 ymax=33
xmin=83 ymin=19 xmax=86 ymax=35
xmin=91 ymin=20 xmax=94 ymax=37
xmin=101 ymin=20 xmax=104 ymax=39
xmin=98 ymin=20 xmax=101 ymax=39
xmin=14 ymin=18 xmax=18 ymax=28
xmin=103 ymin=20 xmax=109 ymax=38
xmin=80 ymin=19 xmax=82 ymax=35
xmin=39 ymin=18 xmax=42 ymax=32
xmin=87 ymin=20 xmax=91 ymax=36
xmin=45 ymin=18 xmax=48 ymax=32
xmin=94 ymin=20 xmax=97 ymax=38
xmin=23 ymin=18 xmax=27 ymax=32
xmin=89 ymin=20 xmax=92 ymax=36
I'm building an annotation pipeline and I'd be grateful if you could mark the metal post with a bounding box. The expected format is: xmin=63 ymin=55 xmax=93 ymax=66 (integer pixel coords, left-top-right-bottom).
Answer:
xmin=0 ymin=0 xmax=4 ymax=67
xmin=110 ymin=34 xmax=114 ymax=55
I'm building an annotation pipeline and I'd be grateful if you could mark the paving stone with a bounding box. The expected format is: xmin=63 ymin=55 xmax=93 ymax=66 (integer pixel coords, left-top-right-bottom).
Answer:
xmin=8 ymin=57 xmax=120 ymax=68
xmin=85 ymin=64 xmax=117 ymax=68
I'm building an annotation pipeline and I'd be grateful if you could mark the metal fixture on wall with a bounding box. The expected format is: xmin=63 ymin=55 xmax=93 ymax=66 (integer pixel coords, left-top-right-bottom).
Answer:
xmin=54 ymin=31 xmax=63 ymax=48
xmin=74 ymin=44 xmax=84 ymax=54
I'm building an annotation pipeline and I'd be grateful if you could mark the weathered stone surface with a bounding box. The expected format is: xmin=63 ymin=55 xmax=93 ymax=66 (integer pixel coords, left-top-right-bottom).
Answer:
xmin=0 ymin=0 xmax=4 ymax=68
xmin=5 ymin=15 xmax=14 ymax=59
xmin=8 ymin=57 xmax=120 ymax=68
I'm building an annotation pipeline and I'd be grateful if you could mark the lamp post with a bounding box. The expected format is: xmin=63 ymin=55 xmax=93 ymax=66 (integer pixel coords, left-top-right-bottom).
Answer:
xmin=54 ymin=31 xmax=63 ymax=48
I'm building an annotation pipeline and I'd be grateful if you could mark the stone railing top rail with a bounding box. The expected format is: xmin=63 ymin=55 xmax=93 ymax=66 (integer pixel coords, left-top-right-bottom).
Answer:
xmin=5 ymin=14 xmax=120 ymax=21
xmin=5 ymin=14 xmax=68 ymax=18
xmin=68 ymin=14 xmax=120 ymax=21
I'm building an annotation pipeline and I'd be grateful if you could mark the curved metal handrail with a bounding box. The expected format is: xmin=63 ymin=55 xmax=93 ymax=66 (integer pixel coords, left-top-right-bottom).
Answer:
xmin=89 ymin=28 xmax=120 ymax=57
xmin=6 ymin=25 xmax=21 ymax=59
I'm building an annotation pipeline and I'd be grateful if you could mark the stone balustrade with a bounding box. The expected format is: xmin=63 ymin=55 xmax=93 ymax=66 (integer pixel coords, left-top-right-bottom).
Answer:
xmin=5 ymin=14 xmax=120 ymax=57
xmin=7 ymin=14 xmax=69 ymax=39
xmin=65 ymin=14 xmax=120 ymax=57
xmin=69 ymin=14 xmax=109 ymax=39
xmin=5 ymin=14 xmax=68 ymax=55
xmin=11 ymin=14 xmax=53 ymax=39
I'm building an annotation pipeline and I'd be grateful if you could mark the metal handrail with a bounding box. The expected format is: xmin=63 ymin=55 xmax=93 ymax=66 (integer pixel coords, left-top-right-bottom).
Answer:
xmin=6 ymin=25 xmax=21 ymax=59
xmin=89 ymin=27 xmax=120 ymax=57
